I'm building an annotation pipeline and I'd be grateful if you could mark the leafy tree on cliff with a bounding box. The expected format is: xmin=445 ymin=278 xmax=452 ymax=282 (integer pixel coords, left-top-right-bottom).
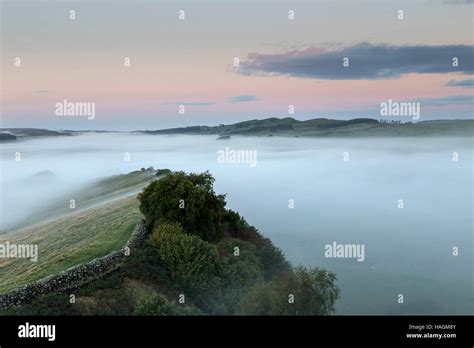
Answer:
xmin=139 ymin=171 xmax=226 ymax=242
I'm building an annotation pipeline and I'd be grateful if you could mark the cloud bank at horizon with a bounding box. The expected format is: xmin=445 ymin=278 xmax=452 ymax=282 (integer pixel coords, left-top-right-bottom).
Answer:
xmin=239 ymin=43 xmax=474 ymax=80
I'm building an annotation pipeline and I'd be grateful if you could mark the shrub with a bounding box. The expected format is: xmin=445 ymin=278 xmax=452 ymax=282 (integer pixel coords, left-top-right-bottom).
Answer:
xmin=257 ymin=242 xmax=292 ymax=280
xmin=230 ymin=226 xmax=267 ymax=249
xmin=149 ymin=222 xmax=184 ymax=248
xmin=156 ymin=168 xmax=172 ymax=176
xmin=217 ymin=238 xmax=263 ymax=287
xmin=134 ymin=294 xmax=202 ymax=316
xmin=151 ymin=225 xmax=227 ymax=293
xmin=237 ymin=266 xmax=340 ymax=315
xmin=205 ymin=238 xmax=265 ymax=314
xmin=139 ymin=171 xmax=227 ymax=242
xmin=228 ymin=223 xmax=292 ymax=280
xmin=222 ymin=209 xmax=249 ymax=234
xmin=237 ymin=281 xmax=281 ymax=315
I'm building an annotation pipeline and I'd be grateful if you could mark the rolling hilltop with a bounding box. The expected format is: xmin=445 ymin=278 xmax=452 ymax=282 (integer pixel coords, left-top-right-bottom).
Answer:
xmin=2 ymin=118 xmax=473 ymax=139
xmin=138 ymin=117 xmax=474 ymax=137
xmin=0 ymin=128 xmax=115 ymax=141
xmin=0 ymin=128 xmax=72 ymax=139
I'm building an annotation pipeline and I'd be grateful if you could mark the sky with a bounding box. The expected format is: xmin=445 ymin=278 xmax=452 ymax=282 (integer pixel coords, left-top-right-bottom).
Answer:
xmin=1 ymin=0 xmax=473 ymax=130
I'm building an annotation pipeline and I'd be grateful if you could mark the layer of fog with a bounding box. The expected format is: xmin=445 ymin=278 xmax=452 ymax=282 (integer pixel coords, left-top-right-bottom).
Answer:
xmin=0 ymin=133 xmax=472 ymax=314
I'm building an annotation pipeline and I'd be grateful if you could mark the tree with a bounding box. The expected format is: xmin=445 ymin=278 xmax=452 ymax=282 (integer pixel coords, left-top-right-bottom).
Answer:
xmin=227 ymin=221 xmax=292 ymax=280
xmin=237 ymin=266 xmax=340 ymax=315
xmin=217 ymin=238 xmax=263 ymax=287
xmin=149 ymin=223 xmax=229 ymax=293
xmin=149 ymin=222 xmax=184 ymax=248
xmin=134 ymin=294 xmax=202 ymax=316
xmin=221 ymin=209 xmax=249 ymax=234
xmin=138 ymin=171 xmax=227 ymax=242
xmin=257 ymin=242 xmax=292 ymax=280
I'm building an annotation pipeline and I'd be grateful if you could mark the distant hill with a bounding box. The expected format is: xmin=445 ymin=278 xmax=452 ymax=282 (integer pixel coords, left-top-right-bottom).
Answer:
xmin=3 ymin=118 xmax=473 ymax=138
xmin=137 ymin=117 xmax=474 ymax=137
xmin=0 ymin=128 xmax=72 ymax=138
xmin=0 ymin=133 xmax=16 ymax=141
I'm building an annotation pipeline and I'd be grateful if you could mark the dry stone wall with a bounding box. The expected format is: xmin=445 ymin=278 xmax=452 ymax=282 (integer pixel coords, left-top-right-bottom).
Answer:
xmin=0 ymin=220 xmax=148 ymax=311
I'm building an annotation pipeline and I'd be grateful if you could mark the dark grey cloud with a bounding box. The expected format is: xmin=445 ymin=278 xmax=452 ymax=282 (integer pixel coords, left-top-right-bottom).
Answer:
xmin=239 ymin=43 xmax=474 ymax=80
xmin=227 ymin=94 xmax=260 ymax=103
xmin=446 ymin=78 xmax=474 ymax=88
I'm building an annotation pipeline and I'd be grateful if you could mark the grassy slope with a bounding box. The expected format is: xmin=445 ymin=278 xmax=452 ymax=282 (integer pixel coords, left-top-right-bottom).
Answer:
xmin=5 ymin=170 xmax=156 ymax=233
xmin=0 ymin=170 xmax=158 ymax=293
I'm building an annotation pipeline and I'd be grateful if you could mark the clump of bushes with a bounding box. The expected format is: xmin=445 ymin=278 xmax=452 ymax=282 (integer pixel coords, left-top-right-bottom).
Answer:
xmin=134 ymin=293 xmax=202 ymax=316
xmin=237 ymin=266 xmax=340 ymax=315
xmin=216 ymin=238 xmax=263 ymax=287
xmin=148 ymin=222 xmax=229 ymax=293
xmin=156 ymin=168 xmax=171 ymax=176
xmin=141 ymin=171 xmax=340 ymax=315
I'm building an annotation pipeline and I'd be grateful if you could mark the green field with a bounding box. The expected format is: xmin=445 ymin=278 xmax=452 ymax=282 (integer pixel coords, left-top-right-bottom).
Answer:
xmin=0 ymin=170 xmax=159 ymax=293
